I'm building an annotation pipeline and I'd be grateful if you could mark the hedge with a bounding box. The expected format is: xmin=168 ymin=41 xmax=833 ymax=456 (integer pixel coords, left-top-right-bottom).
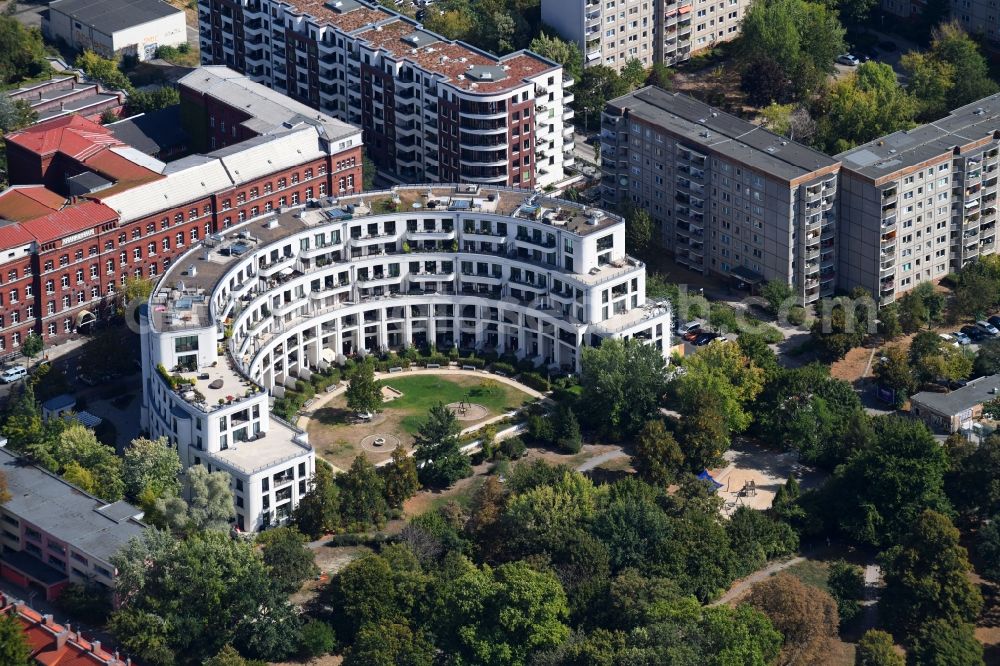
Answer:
xmin=519 ymin=372 xmax=550 ymax=393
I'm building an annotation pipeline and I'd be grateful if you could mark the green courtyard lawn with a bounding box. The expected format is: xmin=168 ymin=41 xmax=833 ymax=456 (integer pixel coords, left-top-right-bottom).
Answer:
xmin=306 ymin=372 xmax=534 ymax=470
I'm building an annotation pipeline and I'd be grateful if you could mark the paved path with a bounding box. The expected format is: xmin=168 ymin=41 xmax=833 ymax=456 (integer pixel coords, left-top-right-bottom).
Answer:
xmin=576 ymin=448 xmax=627 ymax=472
xmin=709 ymin=556 xmax=806 ymax=606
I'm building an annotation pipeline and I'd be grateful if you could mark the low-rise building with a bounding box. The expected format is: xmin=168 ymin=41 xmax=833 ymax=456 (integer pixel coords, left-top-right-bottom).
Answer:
xmin=44 ymin=0 xmax=187 ymax=62
xmin=0 ymin=447 xmax=146 ymax=601
xmin=910 ymin=373 xmax=1000 ymax=433
xmin=6 ymin=74 xmax=125 ymax=125
xmin=0 ymin=592 xmax=130 ymax=664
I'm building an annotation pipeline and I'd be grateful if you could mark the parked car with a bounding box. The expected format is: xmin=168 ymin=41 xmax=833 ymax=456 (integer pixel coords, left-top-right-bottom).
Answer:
xmin=0 ymin=366 xmax=27 ymax=383
xmin=683 ymin=329 xmax=702 ymax=342
xmin=953 ymin=331 xmax=972 ymax=345
xmin=977 ymin=320 xmax=1000 ymax=336
xmin=837 ymin=54 xmax=860 ymax=66
xmin=961 ymin=325 xmax=985 ymax=342
xmin=939 ymin=333 xmax=960 ymax=348
xmin=693 ymin=332 xmax=719 ymax=346
xmin=988 ymin=315 xmax=1000 ymax=330
xmin=676 ymin=321 xmax=702 ymax=337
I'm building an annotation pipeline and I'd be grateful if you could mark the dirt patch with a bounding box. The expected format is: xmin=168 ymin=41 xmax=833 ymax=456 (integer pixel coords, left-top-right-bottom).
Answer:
xmin=830 ymin=345 xmax=876 ymax=383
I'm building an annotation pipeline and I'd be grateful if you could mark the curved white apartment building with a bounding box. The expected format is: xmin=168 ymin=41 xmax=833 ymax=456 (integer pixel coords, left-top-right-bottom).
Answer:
xmin=140 ymin=184 xmax=671 ymax=531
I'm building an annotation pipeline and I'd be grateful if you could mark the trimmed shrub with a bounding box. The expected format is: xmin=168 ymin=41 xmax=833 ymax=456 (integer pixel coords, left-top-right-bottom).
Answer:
xmin=498 ymin=436 xmax=527 ymax=460
xmin=519 ymin=372 xmax=550 ymax=393
xmin=491 ymin=361 xmax=516 ymax=375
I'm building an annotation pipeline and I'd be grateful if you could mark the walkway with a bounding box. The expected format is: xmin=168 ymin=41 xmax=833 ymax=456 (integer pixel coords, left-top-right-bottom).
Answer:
xmin=576 ymin=448 xmax=627 ymax=472
xmin=709 ymin=555 xmax=807 ymax=606
xmin=295 ymin=366 xmax=546 ymax=430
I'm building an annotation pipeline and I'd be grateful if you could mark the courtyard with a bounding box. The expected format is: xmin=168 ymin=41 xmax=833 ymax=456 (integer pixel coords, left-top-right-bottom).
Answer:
xmin=304 ymin=372 xmax=537 ymax=470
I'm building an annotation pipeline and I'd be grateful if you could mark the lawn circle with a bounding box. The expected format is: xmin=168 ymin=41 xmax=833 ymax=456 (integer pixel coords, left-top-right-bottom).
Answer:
xmin=445 ymin=402 xmax=489 ymax=421
xmin=361 ymin=433 xmax=401 ymax=453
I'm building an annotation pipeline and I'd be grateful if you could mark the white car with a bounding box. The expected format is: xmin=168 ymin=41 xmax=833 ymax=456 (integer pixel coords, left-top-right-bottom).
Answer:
xmin=676 ymin=320 xmax=703 ymax=336
xmin=837 ymin=54 xmax=860 ymax=66
xmin=939 ymin=333 xmax=960 ymax=348
xmin=976 ymin=320 xmax=999 ymax=336
xmin=0 ymin=366 xmax=27 ymax=383
xmin=953 ymin=331 xmax=972 ymax=345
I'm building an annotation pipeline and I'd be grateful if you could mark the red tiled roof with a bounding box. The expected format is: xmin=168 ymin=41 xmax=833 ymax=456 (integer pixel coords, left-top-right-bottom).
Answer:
xmin=81 ymin=150 xmax=163 ymax=194
xmin=0 ymin=593 xmax=126 ymax=665
xmin=0 ymin=186 xmax=67 ymax=222
xmin=23 ymin=201 xmax=118 ymax=244
xmin=6 ymin=115 xmax=122 ymax=160
xmin=0 ymin=222 xmax=38 ymax=248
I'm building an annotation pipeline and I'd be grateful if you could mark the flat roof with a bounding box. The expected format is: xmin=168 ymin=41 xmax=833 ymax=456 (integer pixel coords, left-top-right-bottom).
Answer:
xmin=48 ymin=0 xmax=181 ymax=34
xmin=839 ymin=93 xmax=1000 ymax=182
xmin=107 ymin=106 xmax=188 ymax=156
xmin=207 ymin=419 xmax=311 ymax=476
xmin=606 ymin=86 xmax=839 ymax=182
xmin=911 ymin=373 xmax=1000 ymax=415
xmin=149 ymin=185 xmax=625 ymax=333
xmin=179 ymin=67 xmax=360 ymax=142
xmin=0 ymin=448 xmax=146 ymax=564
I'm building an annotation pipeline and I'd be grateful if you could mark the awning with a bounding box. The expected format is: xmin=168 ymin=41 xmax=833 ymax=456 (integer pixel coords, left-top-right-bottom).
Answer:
xmin=75 ymin=310 xmax=96 ymax=326
xmin=697 ymin=469 xmax=723 ymax=489
xmin=679 ymin=5 xmax=693 ymax=13
xmin=730 ymin=265 xmax=765 ymax=284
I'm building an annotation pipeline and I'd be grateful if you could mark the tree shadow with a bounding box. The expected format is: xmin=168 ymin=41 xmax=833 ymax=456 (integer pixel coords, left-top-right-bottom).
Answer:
xmin=312 ymin=406 xmax=352 ymax=426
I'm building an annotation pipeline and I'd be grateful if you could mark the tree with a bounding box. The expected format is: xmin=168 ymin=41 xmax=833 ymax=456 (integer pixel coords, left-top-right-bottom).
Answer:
xmin=619 ymin=58 xmax=646 ymax=90
xmin=575 ymin=66 xmax=632 ymax=130
xmin=362 ymin=149 xmax=377 ymax=190
xmin=258 ymin=526 xmax=318 ymax=594
xmin=873 ymin=345 xmax=915 ymax=407
xmin=909 ymin=619 xmax=984 ymax=666
xmin=343 ymin=622 xmax=435 ymax=666
xmin=823 ymin=416 xmax=949 ymax=547
xmin=977 ymin=516 xmax=1000 ymax=582
xmin=974 ymin=339 xmax=1000 ymax=376
xmin=20 ymin=331 xmax=42 ymax=366
xmin=111 ymin=529 xmax=299 ymax=664
xmin=880 ymin=510 xmax=982 ymax=638
xmin=529 ymin=32 xmax=583 ymax=81
xmin=827 ymin=560 xmax=865 ymax=625
xmin=0 ymin=96 xmax=35 ymax=135
xmin=0 ymin=611 xmax=31 ymax=666
xmin=931 ymin=22 xmax=998 ymax=110
xmin=122 ymin=436 xmax=181 ymax=502
xmin=855 ymin=630 xmax=903 ymax=666
xmin=75 ymin=51 xmax=135 ymax=94
xmin=632 ymin=419 xmax=683 ymax=487
xmin=433 ymin=559 xmax=570 ymax=666
xmin=815 ymin=62 xmax=917 ymax=153
xmin=810 ymin=298 xmax=869 ymax=361
xmin=761 ymin=278 xmax=794 ymax=315
xmin=185 ymin=464 xmax=236 ymax=531
xmin=580 ymin=338 xmax=668 ymax=439
xmin=0 ymin=15 xmax=49 ymax=86
xmin=413 ymin=403 xmax=471 ymax=488
xmin=646 ymin=61 xmax=674 ymax=89
xmin=553 ymin=404 xmax=582 ymax=453
xmin=338 ymin=455 xmax=388 ymax=530
xmin=915 ymin=345 xmax=973 ymax=386
xmin=204 ymin=645 xmax=266 ymax=666
xmin=293 ymin=462 xmax=339 ymax=538
xmin=345 ymin=361 xmax=382 ymax=416
xmin=298 ymin=620 xmax=336 ymax=661
xmin=125 ymin=86 xmax=180 ymax=115
xmin=726 ymin=506 xmax=798 ymax=577
xmin=738 ymin=0 xmax=845 ymax=103
xmin=901 ymin=51 xmax=955 ymax=121
xmin=381 ymin=445 xmax=419 ymax=508
xmin=675 ymin=390 xmax=730 ymax=470
xmin=746 ymin=573 xmax=840 ymax=666
xmin=878 ymin=304 xmax=903 ymax=341
xmin=121 ymin=275 xmax=154 ymax=313
xmin=673 ymin=341 xmax=764 ymax=433
xmin=52 ymin=422 xmax=124 ymax=502
xmin=622 ymin=204 xmax=655 ymax=257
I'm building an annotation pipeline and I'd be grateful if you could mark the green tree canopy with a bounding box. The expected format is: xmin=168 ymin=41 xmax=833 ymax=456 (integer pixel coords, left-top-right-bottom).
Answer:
xmin=293 ymin=462 xmax=340 ymax=538
xmin=258 ymin=526 xmax=319 ymax=594
xmin=581 ymin=338 xmax=668 ymax=439
xmin=122 ymin=436 xmax=181 ymax=502
xmin=345 ymin=360 xmax=383 ymax=416
xmin=413 ymin=403 xmax=471 ymax=488
xmin=855 ymin=630 xmax=903 ymax=666
xmin=0 ymin=610 xmax=31 ymax=666
xmin=632 ymin=419 xmax=684 ymax=487
xmin=529 ymin=32 xmax=583 ymax=81
xmin=879 ymin=509 xmax=982 ymax=638
xmin=338 ymin=454 xmax=388 ymax=530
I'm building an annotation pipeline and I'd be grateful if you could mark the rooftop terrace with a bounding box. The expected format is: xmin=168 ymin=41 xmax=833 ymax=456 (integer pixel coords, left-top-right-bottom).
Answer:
xmin=149 ymin=184 xmax=625 ymax=332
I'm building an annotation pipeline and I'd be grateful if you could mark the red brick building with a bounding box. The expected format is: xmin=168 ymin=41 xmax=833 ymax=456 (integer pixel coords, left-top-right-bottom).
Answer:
xmin=0 ymin=67 xmax=362 ymax=354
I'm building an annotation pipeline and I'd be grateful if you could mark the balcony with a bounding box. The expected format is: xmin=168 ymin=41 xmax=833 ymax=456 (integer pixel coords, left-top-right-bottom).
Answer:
xmin=409 ymin=271 xmax=455 ymax=282
xmin=407 ymin=228 xmax=456 ymax=241
xmin=349 ymin=232 xmax=397 ymax=247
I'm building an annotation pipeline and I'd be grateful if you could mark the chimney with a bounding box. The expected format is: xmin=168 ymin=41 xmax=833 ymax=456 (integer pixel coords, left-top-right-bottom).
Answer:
xmin=43 ymin=613 xmax=54 ymax=626
xmin=91 ymin=640 xmax=101 ymax=654
xmin=55 ymin=629 xmax=70 ymax=649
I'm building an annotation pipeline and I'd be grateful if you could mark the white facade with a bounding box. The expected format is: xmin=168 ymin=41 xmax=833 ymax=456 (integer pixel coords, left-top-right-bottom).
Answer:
xmin=45 ymin=0 xmax=186 ymax=62
xmin=140 ymin=185 xmax=671 ymax=531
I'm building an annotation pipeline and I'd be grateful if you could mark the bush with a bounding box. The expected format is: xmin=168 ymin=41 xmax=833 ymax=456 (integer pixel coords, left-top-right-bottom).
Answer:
xmin=519 ymin=372 xmax=550 ymax=393
xmin=788 ymin=305 xmax=808 ymax=326
xmin=757 ymin=324 xmax=785 ymax=344
xmin=498 ymin=436 xmax=527 ymax=460
xmin=298 ymin=620 xmax=336 ymax=659
xmin=492 ymin=361 xmax=516 ymax=375
xmin=462 ymin=356 xmax=486 ymax=369
xmin=527 ymin=414 xmax=554 ymax=444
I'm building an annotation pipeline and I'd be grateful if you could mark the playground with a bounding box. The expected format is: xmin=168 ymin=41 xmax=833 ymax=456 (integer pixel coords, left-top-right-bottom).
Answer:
xmin=711 ymin=441 xmax=826 ymax=516
xmin=304 ymin=372 xmax=535 ymax=470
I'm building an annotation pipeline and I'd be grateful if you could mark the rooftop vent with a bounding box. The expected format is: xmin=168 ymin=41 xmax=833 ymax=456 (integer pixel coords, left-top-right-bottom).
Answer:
xmin=976 ymin=107 xmax=985 ymax=115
